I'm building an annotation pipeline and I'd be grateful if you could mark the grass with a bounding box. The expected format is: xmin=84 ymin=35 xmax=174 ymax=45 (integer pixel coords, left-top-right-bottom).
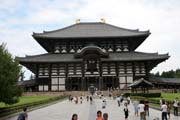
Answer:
xmin=149 ymin=93 xmax=180 ymax=102
xmin=161 ymin=93 xmax=180 ymax=101
xmin=0 ymin=96 xmax=53 ymax=108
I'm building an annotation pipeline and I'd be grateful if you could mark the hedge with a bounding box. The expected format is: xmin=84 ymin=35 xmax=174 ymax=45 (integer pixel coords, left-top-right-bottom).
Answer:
xmin=123 ymin=93 xmax=161 ymax=98
xmin=0 ymin=96 xmax=66 ymax=117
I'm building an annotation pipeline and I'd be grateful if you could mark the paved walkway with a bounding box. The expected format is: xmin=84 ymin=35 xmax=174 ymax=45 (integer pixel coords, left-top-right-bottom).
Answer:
xmin=4 ymin=97 xmax=179 ymax=120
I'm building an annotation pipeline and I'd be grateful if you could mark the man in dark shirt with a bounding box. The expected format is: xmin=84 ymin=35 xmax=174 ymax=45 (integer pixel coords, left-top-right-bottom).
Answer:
xmin=17 ymin=107 xmax=28 ymax=120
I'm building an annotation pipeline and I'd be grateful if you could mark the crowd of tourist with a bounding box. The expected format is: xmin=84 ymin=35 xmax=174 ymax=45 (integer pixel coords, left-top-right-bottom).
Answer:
xmin=17 ymin=94 xmax=179 ymax=120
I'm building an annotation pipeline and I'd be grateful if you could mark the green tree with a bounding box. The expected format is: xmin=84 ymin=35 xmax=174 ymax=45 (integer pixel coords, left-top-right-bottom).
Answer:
xmin=0 ymin=43 xmax=22 ymax=104
xmin=161 ymin=70 xmax=175 ymax=78
xmin=175 ymin=68 xmax=180 ymax=78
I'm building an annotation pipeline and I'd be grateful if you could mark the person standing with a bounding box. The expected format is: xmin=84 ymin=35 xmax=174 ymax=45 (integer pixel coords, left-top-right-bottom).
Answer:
xmin=138 ymin=100 xmax=146 ymax=120
xmin=173 ymin=97 xmax=179 ymax=116
xmin=124 ymin=103 xmax=129 ymax=120
xmin=133 ymin=99 xmax=139 ymax=116
xmin=161 ymin=101 xmax=168 ymax=120
xmin=72 ymin=114 xmax=78 ymax=120
xmin=17 ymin=107 xmax=28 ymax=120
xmin=80 ymin=96 xmax=83 ymax=104
xmin=102 ymin=99 xmax=107 ymax=109
xmin=166 ymin=101 xmax=171 ymax=119
xmin=144 ymin=99 xmax=149 ymax=116
xmin=103 ymin=113 xmax=108 ymax=120
xmin=117 ymin=96 xmax=121 ymax=107
xmin=127 ymin=96 xmax=131 ymax=105
xmin=96 ymin=111 xmax=103 ymax=120
xmin=86 ymin=96 xmax=89 ymax=102
xmin=90 ymin=96 xmax=93 ymax=105
xmin=160 ymin=97 xmax=163 ymax=106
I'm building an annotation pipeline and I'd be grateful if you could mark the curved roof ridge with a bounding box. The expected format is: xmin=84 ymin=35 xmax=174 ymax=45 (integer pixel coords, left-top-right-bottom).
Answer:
xmin=33 ymin=23 xmax=77 ymax=35
xmin=25 ymin=53 xmax=50 ymax=57
xmin=134 ymin=51 xmax=169 ymax=56
xmin=33 ymin=22 xmax=150 ymax=36
xmin=104 ymin=23 xmax=150 ymax=33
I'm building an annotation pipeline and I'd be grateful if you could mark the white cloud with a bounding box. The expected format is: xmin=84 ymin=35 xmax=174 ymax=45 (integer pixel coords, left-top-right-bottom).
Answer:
xmin=1 ymin=0 xmax=180 ymax=78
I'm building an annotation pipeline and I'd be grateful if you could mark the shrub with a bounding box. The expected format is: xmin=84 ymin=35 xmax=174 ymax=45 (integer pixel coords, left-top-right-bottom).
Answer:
xmin=123 ymin=93 xmax=161 ymax=98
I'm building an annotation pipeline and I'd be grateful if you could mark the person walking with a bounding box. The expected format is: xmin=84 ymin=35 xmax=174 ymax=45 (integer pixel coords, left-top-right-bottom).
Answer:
xmin=133 ymin=99 xmax=139 ymax=116
xmin=86 ymin=96 xmax=89 ymax=102
xmin=138 ymin=100 xmax=146 ymax=120
xmin=102 ymin=99 xmax=107 ymax=109
xmin=103 ymin=113 xmax=108 ymax=120
xmin=72 ymin=114 xmax=78 ymax=120
xmin=173 ymin=97 xmax=179 ymax=116
xmin=117 ymin=96 xmax=121 ymax=107
xmin=124 ymin=103 xmax=129 ymax=120
xmin=90 ymin=96 xmax=93 ymax=105
xmin=160 ymin=97 xmax=163 ymax=106
xmin=17 ymin=107 xmax=28 ymax=120
xmin=80 ymin=96 xmax=83 ymax=104
xmin=166 ymin=101 xmax=171 ymax=119
xmin=127 ymin=96 xmax=131 ymax=105
xmin=161 ymin=101 xmax=168 ymax=120
xmin=144 ymin=99 xmax=149 ymax=116
xmin=96 ymin=111 xmax=103 ymax=120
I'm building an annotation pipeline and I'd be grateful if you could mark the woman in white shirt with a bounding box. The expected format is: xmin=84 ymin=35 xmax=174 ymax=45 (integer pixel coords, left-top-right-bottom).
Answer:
xmin=161 ymin=100 xmax=167 ymax=120
xmin=138 ymin=100 xmax=146 ymax=120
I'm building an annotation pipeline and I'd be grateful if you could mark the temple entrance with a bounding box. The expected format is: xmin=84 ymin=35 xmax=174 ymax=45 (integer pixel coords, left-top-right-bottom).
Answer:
xmin=72 ymin=85 xmax=78 ymax=90
xmin=85 ymin=77 xmax=98 ymax=90
xmin=103 ymin=76 xmax=119 ymax=90
xmin=66 ymin=77 xmax=81 ymax=91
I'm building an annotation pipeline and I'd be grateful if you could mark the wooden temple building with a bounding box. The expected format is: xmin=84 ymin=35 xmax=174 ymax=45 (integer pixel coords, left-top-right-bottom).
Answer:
xmin=16 ymin=22 xmax=169 ymax=91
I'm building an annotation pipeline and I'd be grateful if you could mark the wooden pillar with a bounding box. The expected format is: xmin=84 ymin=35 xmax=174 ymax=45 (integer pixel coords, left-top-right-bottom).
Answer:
xmin=115 ymin=62 xmax=119 ymax=89
xmin=112 ymin=77 xmax=115 ymax=89
xmin=81 ymin=61 xmax=85 ymax=90
xmin=99 ymin=59 xmax=103 ymax=90
xmin=65 ymin=63 xmax=69 ymax=90
xmin=132 ymin=62 xmax=135 ymax=81
xmin=99 ymin=77 xmax=103 ymax=91
xmin=48 ymin=64 xmax=52 ymax=91
xmin=81 ymin=77 xmax=85 ymax=91
xmin=35 ymin=64 xmax=39 ymax=91
xmin=145 ymin=62 xmax=149 ymax=80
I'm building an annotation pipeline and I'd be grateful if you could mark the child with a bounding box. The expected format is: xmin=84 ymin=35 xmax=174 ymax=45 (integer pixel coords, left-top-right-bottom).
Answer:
xmin=72 ymin=114 xmax=78 ymax=120
xmin=96 ymin=111 xmax=103 ymax=120
xmin=124 ymin=103 xmax=129 ymax=120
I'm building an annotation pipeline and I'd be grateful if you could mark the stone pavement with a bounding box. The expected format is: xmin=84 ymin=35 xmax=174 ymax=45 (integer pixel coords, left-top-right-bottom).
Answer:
xmin=4 ymin=97 xmax=179 ymax=120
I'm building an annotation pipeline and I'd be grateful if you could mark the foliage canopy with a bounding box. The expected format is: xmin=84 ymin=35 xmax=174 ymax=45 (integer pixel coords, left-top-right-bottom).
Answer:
xmin=0 ymin=43 xmax=22 ymax=104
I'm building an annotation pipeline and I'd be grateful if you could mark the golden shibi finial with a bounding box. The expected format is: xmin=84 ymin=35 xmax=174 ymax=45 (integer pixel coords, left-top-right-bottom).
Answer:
xmin=76 ymin=19 xmax=80 ymax=24
xmin=101 ymin=18 xmax=106 ymax=23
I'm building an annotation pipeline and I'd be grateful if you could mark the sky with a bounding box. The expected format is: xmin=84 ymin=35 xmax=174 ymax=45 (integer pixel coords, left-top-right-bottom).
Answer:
xmin=0 ymin=0 xmax=180 ymax=80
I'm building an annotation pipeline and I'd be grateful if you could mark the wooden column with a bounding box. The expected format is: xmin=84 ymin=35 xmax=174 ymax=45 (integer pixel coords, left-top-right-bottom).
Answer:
xmin=65 ymin=63 xmax=69 ymax=90
xmin=115 ymin=62 xmax=119 ymax=89
xmin=81 ymin=61 xmax=85 ymax=90
xmin=145 ymin=62 xmax=149 ymax=80
xmin=48 ymin=64 xmax=52 ymax=91
xmin=132 ymin=62 xmax=135 ymax=81
xmin=99 ymin=59 xmax=103 ymax=90
xmin=35 ymin=64 xmax=39 ymax=92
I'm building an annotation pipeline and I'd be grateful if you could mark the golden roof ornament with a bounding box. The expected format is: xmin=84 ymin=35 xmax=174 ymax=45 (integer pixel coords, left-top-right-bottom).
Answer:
xmin=101 ymin=18 xmax=106 ymax=23
xmin=76 ymin=19 xmax=80 ymax=24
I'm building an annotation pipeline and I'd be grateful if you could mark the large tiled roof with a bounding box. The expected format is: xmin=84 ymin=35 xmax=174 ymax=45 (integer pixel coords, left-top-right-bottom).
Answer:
xmin=16 ymin=52 xmax=169 ymax=63
xmin=33 ymin=22 xmax=150 ymax=38
xmin=149 ymin=77 xmax=180 ymax=84
xmin=18 ymin=79 xmax=36 ymax=87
